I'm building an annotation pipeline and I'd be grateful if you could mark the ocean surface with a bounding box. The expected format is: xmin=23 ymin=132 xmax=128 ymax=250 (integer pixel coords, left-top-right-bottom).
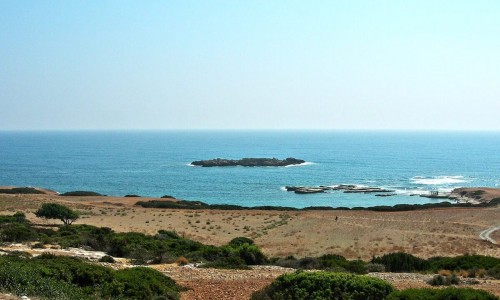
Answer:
xmin=1 ymin=131 xmax=499 ymax=208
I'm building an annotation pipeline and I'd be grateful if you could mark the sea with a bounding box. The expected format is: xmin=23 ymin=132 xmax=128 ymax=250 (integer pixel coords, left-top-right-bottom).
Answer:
xmin=1 ymin=131 xmax=499 ymax=208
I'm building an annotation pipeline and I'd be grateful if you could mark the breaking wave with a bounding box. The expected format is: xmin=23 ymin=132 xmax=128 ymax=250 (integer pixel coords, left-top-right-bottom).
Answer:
xmin=410 ymin=176 xmax=467 ymax=185
xmin=284 ymin=162 xmax=315 ymax=168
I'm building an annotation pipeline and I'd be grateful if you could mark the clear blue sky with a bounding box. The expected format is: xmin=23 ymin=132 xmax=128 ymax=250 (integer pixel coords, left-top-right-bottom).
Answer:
xmin=1 ymin=1 xmax=499 ymax=130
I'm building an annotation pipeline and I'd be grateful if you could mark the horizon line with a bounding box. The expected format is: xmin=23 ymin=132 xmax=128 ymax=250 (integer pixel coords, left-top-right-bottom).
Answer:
xmin=1 ymin=128 xmax=500 ymax=132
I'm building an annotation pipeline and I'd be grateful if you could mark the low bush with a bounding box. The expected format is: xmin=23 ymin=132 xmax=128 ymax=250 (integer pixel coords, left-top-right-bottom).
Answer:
xmin=136 ymin=196 xmax=500 ymax=212
xmin=99 ymin=255 xmax=115 ymax=263
xmin=273 ymin=254 xmax=367 ymax=274
xmin=60 ymin=191 xmax=102 ymax=196
xmin=387 ymin=287 xmax=498 ymax=300
xmin=487 ymin=265 xmax=500 ymax=279
xmin=0 ymin=212 xmax=37 ymax=243
xmin=366 ymin=263 xmax=386 ymax=272
xmin=251 ymin=271 xmax=394 ymax=300
xmin=0 ymin=187 xmax=45 ymax=194
xmin=228 ymin=236 xmax=254 ymax=247
xmin=371 ymin=252 xmax=430 ymax=272
xmin=427 ymin=274 xmax=460 ymax=286
xmin=428 ymin=254 xmax=500 ymax=272
xmin=110 ymin=267 xmax=180 ymax=299
xmin=157 ymin=230 xmax=181 ymax=240
xmin=0 ymin=254 xmax=180 ymax=299
xmin=373 ymin=252 xmax=500 ymax=278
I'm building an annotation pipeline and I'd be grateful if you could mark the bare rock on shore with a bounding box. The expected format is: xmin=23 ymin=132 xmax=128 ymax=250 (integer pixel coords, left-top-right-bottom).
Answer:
xmin=285 ymin=184 xmax=395 ymax=194
xmin=451 ymin=187 xmax=500 ymax=204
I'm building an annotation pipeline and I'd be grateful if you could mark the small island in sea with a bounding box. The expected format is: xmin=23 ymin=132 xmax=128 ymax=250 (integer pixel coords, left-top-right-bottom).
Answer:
xmin=191 ymin=157 xmax=306 ymax=167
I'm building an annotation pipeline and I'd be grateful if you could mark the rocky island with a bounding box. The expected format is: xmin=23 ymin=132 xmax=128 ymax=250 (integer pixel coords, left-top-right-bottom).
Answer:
xmin=191 ymin=157 xmax=306 ymax=167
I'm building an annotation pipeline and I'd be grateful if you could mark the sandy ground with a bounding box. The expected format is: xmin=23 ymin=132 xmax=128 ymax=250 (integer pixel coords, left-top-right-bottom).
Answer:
xmin=0 ymin=188 xmax=499 ymax=299
xmin=0 ymin=190 xmax=498 ymax=260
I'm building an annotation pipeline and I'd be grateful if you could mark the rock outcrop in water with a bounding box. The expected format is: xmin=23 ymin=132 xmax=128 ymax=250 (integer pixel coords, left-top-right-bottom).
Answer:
xmin=285 ymin=184 xmax=395 ymax=195
xmin=191 ymin=157 xmax=305 ymax=167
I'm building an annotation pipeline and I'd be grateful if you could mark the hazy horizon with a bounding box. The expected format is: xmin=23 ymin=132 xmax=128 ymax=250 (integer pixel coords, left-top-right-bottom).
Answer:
xmin=1 ymin=1 xmax=499 ymax=131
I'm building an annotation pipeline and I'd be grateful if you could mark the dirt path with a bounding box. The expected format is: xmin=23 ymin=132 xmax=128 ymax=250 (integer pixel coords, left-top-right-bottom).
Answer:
xmin=480 ymin=226 xmax=500 ymax=244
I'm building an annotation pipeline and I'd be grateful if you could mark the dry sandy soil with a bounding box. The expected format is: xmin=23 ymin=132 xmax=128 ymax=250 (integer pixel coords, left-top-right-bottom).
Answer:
xmin=0 ymin=187 xmax=499 ymax=299
xmin=2 ymin=190 xmax=497 ymax=260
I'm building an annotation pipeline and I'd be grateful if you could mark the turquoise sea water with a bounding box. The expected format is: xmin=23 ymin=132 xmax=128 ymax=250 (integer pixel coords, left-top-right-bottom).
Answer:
xmin=0 ymin=131 xmax=499 ymax=208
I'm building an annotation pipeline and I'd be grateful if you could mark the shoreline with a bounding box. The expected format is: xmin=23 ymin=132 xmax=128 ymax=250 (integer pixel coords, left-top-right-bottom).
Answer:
xmin=1 ymin=186 xmax=498 ymax=212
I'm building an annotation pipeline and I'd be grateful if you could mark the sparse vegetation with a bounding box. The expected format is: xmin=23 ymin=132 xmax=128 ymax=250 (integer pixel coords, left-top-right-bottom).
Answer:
xmin=0 ymin=187 xmax=45 ymax=194
xmin=387 ymin=287 xmax=498 ymax=300
xmin=60 ymin=191 xmax=103 ymax=196
xmin=371 ymin=252 xmax=430 ymax=272
xmin=427 ymin=274 xmax=460 ymax=286
xmin=272 ymin=254 xmax=368 ymax=274
xmin=136 ymin=198 xmax=500 ymax=212
xmin=99 ymin=255 xmax=115 ymax=263
xmin=372 ymin=252 xmax=500 ymax=279
xmin=1 ymin=212 xmax=267 ymax=269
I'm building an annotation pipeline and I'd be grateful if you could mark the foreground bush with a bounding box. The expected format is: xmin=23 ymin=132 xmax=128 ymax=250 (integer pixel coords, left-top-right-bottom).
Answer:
xmin=251 ymin=271 xmax=394 ymax=300
xmin=0 ymin=254 xmax=180 ymax=299
xmin=387 ymin=287 xmax=498 ymax=300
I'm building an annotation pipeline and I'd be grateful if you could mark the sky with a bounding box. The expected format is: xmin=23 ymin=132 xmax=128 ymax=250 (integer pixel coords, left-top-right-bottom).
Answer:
xmin=1 ymin=1 xmax=499 ymax=130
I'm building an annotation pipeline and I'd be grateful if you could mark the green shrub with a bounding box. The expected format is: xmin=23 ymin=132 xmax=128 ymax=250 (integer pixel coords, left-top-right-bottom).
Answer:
xmin=252 ymin=271 xmax=394 ymax=300
xmin=428 ymin=254 xmax=500 ymax=272
xmin=427 ymin=274 xmax=460 ymax=286
xmin=0 ymin=187 xmax=45 ymax=194
xmin=109 ymin=267 xmax=180 ymax=299
xmin=319 ymin=254 xmax=367 ymax=274
xmin=228 ymin=236 xmax=254 ymax=247
xmin=236 ymin=244 xmax=268 ymax=265
xmin=487 ymin=265 xmax=500 ymax=279
xmin=273 ymin=254 xmax=367 ymax=274
xmin=60 ymin=191 xmax=102 ymax=196
xmin=201 ymin=256 xmax=250 ymax=270
xmin=0 ymin=223 xmax=37 ymax=242
xmin=99 ymin=255 xmax=115 ymax=263
xmin=0 ymin=254 xmax=180 ymax=300
xmin=372 ymin=252 xmax=430 ymax=272
xmin=157 ymin=230 xmax=181 ymax=240
xmin=387 ymin=287 xmax=498 ymax=300
xmin=366 ymin=263 xmax=386 ymax=272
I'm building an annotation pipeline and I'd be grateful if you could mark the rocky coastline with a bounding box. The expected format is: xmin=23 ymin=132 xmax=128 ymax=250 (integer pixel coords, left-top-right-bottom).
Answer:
xmin=285 ymin=184 xmax=395 ymax=195
xmin=191 ymin=157 xmax=306 ymax=167
xmin=283 ymin=184 xmax=498 ymax=205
